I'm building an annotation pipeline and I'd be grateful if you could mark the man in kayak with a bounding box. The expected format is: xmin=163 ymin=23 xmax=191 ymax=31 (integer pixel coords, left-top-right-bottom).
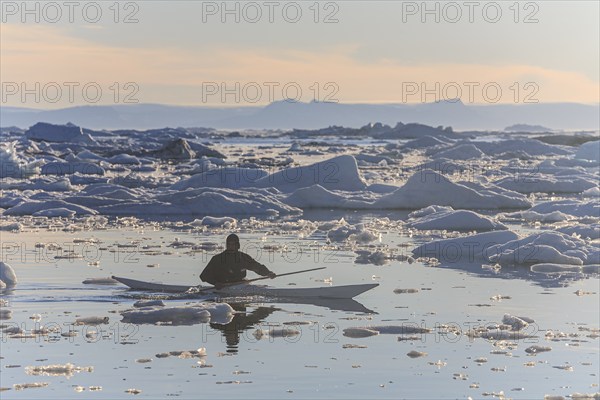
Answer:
xmin=200 ymin=234 xmax=276 ymax=288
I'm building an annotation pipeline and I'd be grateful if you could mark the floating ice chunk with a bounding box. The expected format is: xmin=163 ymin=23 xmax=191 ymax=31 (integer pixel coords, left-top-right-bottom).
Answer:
xmin=529 ymin=200 xmax=599 ymax=218
xmin=525 ymin=345 xmax=551 ymax=354
xmin=0 ymin=309 xmax=12 ymax=320
xmin=557 ymin=224 xmax=600 ymax=240
xmin=502 ymin=314 xmax=531 ymax=331
xmin=478 ymin=330 xmax=536 ymax=340
xmin=255 ymin=155 xmax=367 ymax=192
xmin=32 ymin=208 xmax=76 ymax=218
xmin=41 ymin=161 xmax=104 ymax=176
xmin=475 ymin=139 xmax=572 ymax=157
xmin=120 ymin=303 xmax=233 ymax=325
xmin=409 ymin=209 xmax=507 ymax=231
xmin=125 ymin=388 xmax=142 ymax=395
xmin=575 ymin=140 xmax=600 ymax=162
xmin=510 ymin=210 xmax=573 ymax=222
xmin=408 ymin=205 xmax=453 ymax=218
xmin=133 ymin=300 xmax=165 ymax=308
xmin=0 ymin=142 xmax=37 ymax=178
xmin=25 ymin=363 xmax=93 ymax=378
xmin=327 ymin=223 xmax=377 ymax=243
xmin=193 ymin=216 xmax=237 ymax=228
xmin=355 ymin=250 xmax=388 ymax=266
xmin=74 ymin=316 xmax=109 ymax=325
xmin=0 ymin=262 xmax=18 ymax=287
xmin=406 ymin=350 xmax=427 ymax=358
xmin=488 ymin=232 xmax=592 ymax=266
xmin=108 ymin=154 xmax=141 ymax=165
xmin=76 ymin=150 xmax=106 ymax=162
xmin=25 ymin=122 xmax=97 ymax=144
xmin=0 ymin=222 xmax=22 ymax=232
xmin=570 ymin=393 xmax=600 ymax=399
xmin=582 ymin=187 xmax=600 ymax=197
xmin=13 ymin=382 xmax=49 ymax=390
xmin=495 ymin=175 xmax=596 ymax=194
xmin=553 ymin=365 xmax=574 ymax=371
xmin=412 ymin=231 xmax=519 ymax=262
xmin=285 ymin=185 xmax=373 ymax=209
xmin=393 ymin=288 xmax=419 ymax=294
xmin=171 ymin=167 xmax=267 ymax=190
xmin=4 ymin=200 xmax=97 ymax=216
xmin=375 ymin=170 xmax=531 ymax=210
xmin=433 ymin=144 xmax=484 ymax=160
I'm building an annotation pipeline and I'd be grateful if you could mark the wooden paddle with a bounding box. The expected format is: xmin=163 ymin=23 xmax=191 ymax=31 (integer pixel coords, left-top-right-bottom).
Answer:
xmin=187 ymin=267 xmax=327 ymax=294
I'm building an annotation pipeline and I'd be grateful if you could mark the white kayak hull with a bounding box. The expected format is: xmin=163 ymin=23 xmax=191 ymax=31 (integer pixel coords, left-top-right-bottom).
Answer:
xmin=111 ymin=276 xmax=378 ymax=299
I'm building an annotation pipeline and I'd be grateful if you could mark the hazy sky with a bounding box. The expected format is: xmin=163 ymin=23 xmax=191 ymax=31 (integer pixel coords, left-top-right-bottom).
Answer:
xmin=1 ymin=0 xmax=599 ymax=107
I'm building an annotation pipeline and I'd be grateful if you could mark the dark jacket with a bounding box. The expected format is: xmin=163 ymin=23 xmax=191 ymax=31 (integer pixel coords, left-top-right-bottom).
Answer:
xmin=200 ymin=250 xmax=271 ymax=285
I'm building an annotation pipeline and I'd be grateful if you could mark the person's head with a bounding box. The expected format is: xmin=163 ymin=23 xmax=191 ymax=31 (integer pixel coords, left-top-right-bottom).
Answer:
xmin=226 ymin=234 xmax=240 ymax=251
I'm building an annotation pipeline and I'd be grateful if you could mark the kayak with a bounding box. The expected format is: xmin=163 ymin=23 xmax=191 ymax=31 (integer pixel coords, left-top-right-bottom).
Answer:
xmin=111 ymin=276 xmax=378 ymax=299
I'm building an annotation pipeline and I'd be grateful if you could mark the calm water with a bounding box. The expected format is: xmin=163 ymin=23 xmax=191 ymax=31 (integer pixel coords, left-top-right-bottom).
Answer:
xmin=1 ymin=220 xmax=599 ymax=399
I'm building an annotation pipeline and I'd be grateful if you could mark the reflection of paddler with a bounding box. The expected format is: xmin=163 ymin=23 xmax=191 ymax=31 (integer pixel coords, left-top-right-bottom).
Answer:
xmin=210 ymin=304 xmax=279 ymax=353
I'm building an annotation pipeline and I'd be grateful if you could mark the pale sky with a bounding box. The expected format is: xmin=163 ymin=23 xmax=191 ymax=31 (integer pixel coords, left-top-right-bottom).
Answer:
xmin=1 ymin=0 xmax=598 ymax=107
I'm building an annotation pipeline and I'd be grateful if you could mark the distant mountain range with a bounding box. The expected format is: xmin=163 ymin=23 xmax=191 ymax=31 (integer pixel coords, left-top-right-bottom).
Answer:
xmin=1 ymin=101 xmax=598 ymax=131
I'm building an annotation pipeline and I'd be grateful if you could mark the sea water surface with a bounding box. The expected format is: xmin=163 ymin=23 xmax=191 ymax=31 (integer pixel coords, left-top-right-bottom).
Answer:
xmin=1 ymin=216 xmax=598 ymax=399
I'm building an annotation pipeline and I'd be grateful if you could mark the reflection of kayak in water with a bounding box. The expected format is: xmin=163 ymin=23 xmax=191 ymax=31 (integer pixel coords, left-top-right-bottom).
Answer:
xmin=111 ymin=276 xmax=378 ymax=299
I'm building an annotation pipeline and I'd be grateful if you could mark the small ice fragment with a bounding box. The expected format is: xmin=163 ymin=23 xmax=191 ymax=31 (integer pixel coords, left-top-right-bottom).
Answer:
xmin=133 ymin=300 xmax=165 ymax=308
xmin=135 ymin=359 xmax=152 ymax=363
xmin=525 ymin=345 xmax=551 ymax=354
xmin=342 ymin=344 xmax=368 ymax=349
xmin=406 ymin=350 xmax=427 ymax=358
xmin=502 ymin=314 xmax=529 ymax=330
xmin=75 ymin=316 xmax=109 ymax=325
xmin=125 ymin=388 xmax=142 ymax=395
xmin=397 ymin=336 xmax=421 ymax=341
xmin=428 ymin=360 xmax=447 ymax=368
xmin=146 ymin=264 xmax=159 ymax=268
xmin=393 ymin=288 xmax=419 ymax=294
xmin=13 ymin=382 xmax=49 ymax=390
xmin=74 ymin=386 xmax=85 ymax=392
xmin=453 ymin=373 xmax=468 ymax=380
xmin=570 ymin=393 xmax=600 ymax=399
xmin=553 ymin=365 xmax=574 ymax=371
xmin=474 ymin=357 xmax=488 ymax=363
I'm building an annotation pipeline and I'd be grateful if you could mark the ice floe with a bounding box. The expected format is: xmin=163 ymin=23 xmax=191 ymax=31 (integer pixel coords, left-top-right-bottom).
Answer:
xmin=575 ymin=140 xmax=600 ymax=162
xmin=408 ymin=207 xmax=507 ymax=231
xmin=25 ymin=363 xmax=93 ymax=378
xmin=0 ymin=262 xmax=18 ymax=287
xmin=375 ymin=170 xmax=531 ymax=209
xmin=120 ymin=303 xmax=234 ymax=325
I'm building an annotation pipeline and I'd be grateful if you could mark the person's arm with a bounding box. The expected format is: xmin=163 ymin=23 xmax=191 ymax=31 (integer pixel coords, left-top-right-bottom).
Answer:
xmin=200 ymin=257 xmax=219 ymax=285
xmin=243 ymin=253 xmax=276 ymax=278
